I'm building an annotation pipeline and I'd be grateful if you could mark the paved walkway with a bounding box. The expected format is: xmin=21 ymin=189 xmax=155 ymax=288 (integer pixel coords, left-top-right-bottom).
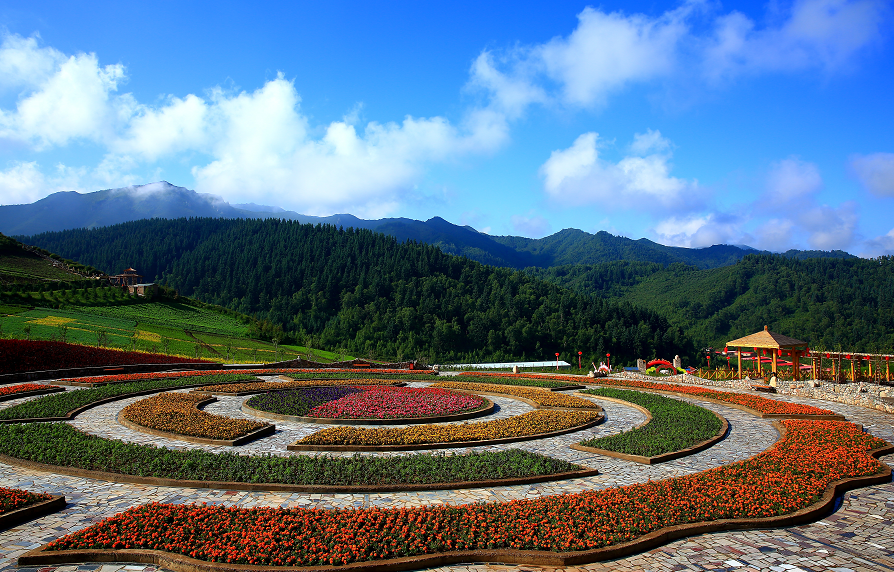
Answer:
xmin=0 ymin=376 xmax=891 ymax=572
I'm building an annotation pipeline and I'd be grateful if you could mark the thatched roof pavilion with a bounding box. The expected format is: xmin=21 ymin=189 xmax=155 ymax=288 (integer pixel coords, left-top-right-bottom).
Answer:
xmin=727 ymin=326 xmax=809 ymax=380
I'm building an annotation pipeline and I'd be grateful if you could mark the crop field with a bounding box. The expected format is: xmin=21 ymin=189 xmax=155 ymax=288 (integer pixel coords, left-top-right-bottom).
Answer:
xmin=0 ymin=253 xmax=82 ymax=283
xmin=0 ymin=300 xmax=347 ymax=363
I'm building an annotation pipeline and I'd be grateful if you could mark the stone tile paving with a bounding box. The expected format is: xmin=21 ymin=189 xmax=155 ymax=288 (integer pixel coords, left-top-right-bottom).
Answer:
xmin=0 ymin=377 xmax=891 ymax=572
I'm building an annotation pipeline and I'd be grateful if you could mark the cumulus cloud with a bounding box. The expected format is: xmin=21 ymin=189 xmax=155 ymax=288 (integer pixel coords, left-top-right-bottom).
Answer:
xmin=850 ymin=152 xmax=894 ymax=197
xmin=0 ymin=35 xmax=129 ymax=149
xmin=0 ymin=161 xmax=87 ymax=205
xmin=652 ymin=212 xmax=745 ymax=248
xmin=862 ymin=228 xmax=894 ymax=256
xmin=470 ymin=0 xmax=889 ymax=110
xmin=540 ymin=130 xmax=699 ymax=211
xmin=704 ymin=0 xmax=891 ymax=81
xmin=0 ymin=34 xmax=505 ymax=215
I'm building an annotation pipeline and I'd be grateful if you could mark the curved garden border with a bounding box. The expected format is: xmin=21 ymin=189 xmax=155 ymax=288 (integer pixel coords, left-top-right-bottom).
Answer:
xmin=0 ymin=495 xmax=66 ymax=530
xmin=116 ymin=395 xmax=276 ymax=447
xmin=0 ymin=452 xmax=599 ymax=494
xmin=568 ymin=394 xmax=730 ymax=464
xmin=191 ymin=380 xmax=407 ymax=397
xmin=17 ymin=425 xmax=894 ymax=571
xmin=286 ymin=411 xmax=605 ymax=452
xmin=0 ymin=386 xmax=65 ymax=403
xmin=241 ymin=396 xmax=496 ymax=426
xmin=0 ymin=379 xmax=262 ymax=425
xmin=587 ymin=382 xmax=845 ymax=420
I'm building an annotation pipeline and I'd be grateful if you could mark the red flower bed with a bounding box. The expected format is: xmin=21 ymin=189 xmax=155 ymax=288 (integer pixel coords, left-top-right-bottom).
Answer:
xmin=45 ymin=420 xmax=887 ymax=566
xmin=0 ymin=383 xmax=59 ymax=397
xmin=0 ymin=486 xmax=53 ymax=515
xmin=593 ymin=378 xmax=834 ymax=416
xmin=63 ymin=368 xmax=434 ymax=385
xmin=0 ymin=339 xmax=213 ymax=374
xmin=307 ymin=386 xmax=485 ymax=419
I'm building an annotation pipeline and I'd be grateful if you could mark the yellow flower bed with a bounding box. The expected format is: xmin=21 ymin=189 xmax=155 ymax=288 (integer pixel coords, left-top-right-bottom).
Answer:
xmin=196 ymin=378 xmax=402 ymax=393
xmin=121 ymin=392 xmax=268 ymax=440
xmin=432 ymin=381 xmax=598 ymax=409
xmin=297 ymin=409 xmax=602 ymax=446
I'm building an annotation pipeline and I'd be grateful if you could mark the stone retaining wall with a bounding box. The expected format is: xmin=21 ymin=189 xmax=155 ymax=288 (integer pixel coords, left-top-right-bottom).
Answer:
xmin=613 ymin=371 xmax=894 ymax=414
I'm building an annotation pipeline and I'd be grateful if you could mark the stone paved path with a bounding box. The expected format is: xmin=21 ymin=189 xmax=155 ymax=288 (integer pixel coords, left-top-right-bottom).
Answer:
xmin=0 ymin=376 xmax=891 ymax=572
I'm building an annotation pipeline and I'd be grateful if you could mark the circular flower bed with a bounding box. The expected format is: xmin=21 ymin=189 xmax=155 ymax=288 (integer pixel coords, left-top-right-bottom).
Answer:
xmin=246 ymin=386 xmax=488 ymax=421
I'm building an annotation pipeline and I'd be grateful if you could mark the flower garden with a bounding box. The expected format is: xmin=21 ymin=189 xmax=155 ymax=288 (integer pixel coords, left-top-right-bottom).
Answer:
xmin=120 ymin=392 xmax=270 ymax=441
xmin=2 ymin=365 xmax=892 ymax=570
xmin=245 ymin=386 xmax=488 ymax=420
xmin=35 ymin=421 xmax=891 ymax=567
xmin=0 ymin=486 xmax=54 ymax=516
xmin=592 ymin=377 xmax=836 ymax=416
xmin=0 ymin=383 xmax=62 ymax=399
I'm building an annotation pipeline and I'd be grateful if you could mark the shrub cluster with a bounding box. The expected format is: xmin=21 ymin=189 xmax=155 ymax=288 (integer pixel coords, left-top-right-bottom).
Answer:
xmin=43 ymin=420 xmax=888 ymax=566
xmin=296 ymin=409 xmax=602 ymax=447
xmin=121 ymin=393 xmax=268 ymax=440
xmin=578 ymin=388 xmax=723 ymax=457
xmin=0 ymin=423 xmax=581 ymax=485
xmin=432 ymin=381 xmax=598 ymax=409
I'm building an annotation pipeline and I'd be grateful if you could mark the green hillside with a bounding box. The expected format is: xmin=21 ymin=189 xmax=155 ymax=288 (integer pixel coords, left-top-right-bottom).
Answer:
xmin=18 ymin=218 xmax=695 ymax=365
xmin=532 ymin=255 xmax=894 ymax=354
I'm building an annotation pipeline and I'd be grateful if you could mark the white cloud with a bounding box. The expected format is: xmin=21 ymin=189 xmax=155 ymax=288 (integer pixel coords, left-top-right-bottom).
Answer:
xmin=766 ymin=157 xmax=823 ymax=202
xmin=850 ymin=152 xmax=894 ymax=197
xmin=471 ymin=0 xmax=890 ymax=110
xmin=0 ymin=35 xmax=128 ymax=149
xmin=798 ymin=202 xmax=859 ymax=249
xmin=753 ymin=218 xmax=797 ymax=251
xmin=0 ymin=34 xmax=65 ymax=90
xmin=653 ymin=212 xmax=744 ymax=248
xmin=537 ymin=6 xmax=689 ymax=107
xmin=704 ymin=0 xmax=891 ymax=81
xmin=540 ymin=130 xmax=699 ymax=211
xmin=0 ymin=161 xmax=87 ymax=205
xmin=862 ymin=228 xmax=894 ymax=256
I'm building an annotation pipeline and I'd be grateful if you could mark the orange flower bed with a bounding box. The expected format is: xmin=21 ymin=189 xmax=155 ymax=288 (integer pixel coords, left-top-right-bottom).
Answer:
xmin=46 ymin=420 xmax=888 ymax=566
xmin=592 ymin=379 xmax=834 ymax=416
xmin=297 ymin=409 xmax=601 ymax=446
xmin=196 ymin=379 xmax=403 ymax=394
xmin=0 ymin=486 xmax=53 ymax=515
xmin=120 ymin=392 xmax=268 ymax=440
xmin=432 ymin=381 xmax=598 ymax=409
xmin=0 ymin=383 xmax=59 ymax=398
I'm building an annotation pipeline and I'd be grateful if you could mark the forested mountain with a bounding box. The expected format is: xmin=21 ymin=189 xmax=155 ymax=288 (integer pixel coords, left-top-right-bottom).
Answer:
xmin=18 ymin=218 xmax=693 ymax=365
xmin=530 ymin=255 xmax=894 ymax=353
xmin=2 ymin=182 xmax=853 ymax=269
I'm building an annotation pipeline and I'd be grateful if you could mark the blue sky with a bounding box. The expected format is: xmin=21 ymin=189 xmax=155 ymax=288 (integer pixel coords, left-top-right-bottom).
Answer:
xmin=1 ymin=0 xmax=893 ymax=255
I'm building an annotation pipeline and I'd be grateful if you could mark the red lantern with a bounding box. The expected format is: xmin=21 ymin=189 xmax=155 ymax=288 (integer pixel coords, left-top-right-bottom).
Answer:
xmin=577 ymin=351 xmax=582 ymax=369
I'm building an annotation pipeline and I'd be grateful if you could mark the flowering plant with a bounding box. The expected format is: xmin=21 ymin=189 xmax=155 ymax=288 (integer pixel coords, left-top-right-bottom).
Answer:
xmin=0 ymin=383 xmax=59 ymax=397
xmin=433 ymin=381 xmax=598 ymax=409
xmin=46 ymin=420 xmax=888 ymax=566
xmin=121 ymin=392 xmax=268 ymax=440
xmin=0 ymin=486 xmax=53 ymax=516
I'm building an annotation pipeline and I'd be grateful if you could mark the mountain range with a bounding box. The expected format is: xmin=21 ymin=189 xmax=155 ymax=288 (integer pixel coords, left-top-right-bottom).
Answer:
xmin=1 ymin=182 xmax=855 ymax=270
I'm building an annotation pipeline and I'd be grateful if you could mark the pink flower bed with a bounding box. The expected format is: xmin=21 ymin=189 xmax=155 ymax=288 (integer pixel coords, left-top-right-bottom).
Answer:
xmin=307 ymin=386 xmax=486 ymax=419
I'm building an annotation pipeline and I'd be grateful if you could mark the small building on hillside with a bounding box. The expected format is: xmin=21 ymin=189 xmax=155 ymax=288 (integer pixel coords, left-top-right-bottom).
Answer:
xmin=110 ymin=267 xmax=142 ymax=286
xmin=127 ymin=283 xmax=159 ymax=297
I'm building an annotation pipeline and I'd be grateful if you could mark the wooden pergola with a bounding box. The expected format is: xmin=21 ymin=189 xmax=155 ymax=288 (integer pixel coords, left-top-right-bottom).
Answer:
xmin=726 ymin=326 xmax=809 ymax=381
